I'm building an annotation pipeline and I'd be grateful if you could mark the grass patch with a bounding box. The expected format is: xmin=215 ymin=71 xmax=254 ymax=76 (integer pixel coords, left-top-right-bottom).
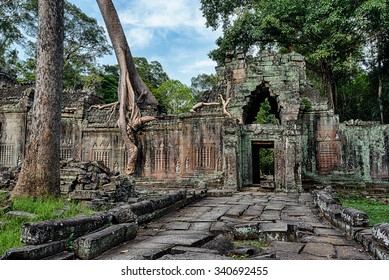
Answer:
xmin=0 ymin=196 xmax=94 ymax=256
xmin=233 ymin=240 xmax=267 ymax=249
xmin=341 ymin=196 xmax=389 ymax=226
xmin=231 ymin=240 xmax=267 ymax=260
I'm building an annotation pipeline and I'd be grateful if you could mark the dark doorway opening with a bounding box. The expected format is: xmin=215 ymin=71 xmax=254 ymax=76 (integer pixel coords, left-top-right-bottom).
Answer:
xmin=242 ymin=83 xmax=280 ymax=125
xmin=252 ymin=141 xmax=275 ymax=184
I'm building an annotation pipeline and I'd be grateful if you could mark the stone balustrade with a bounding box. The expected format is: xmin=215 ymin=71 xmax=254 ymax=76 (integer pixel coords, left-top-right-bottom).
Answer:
xmin=1 ymin=189 xmax=205 ymax=260
xmin=315 ymin=187 xmax=389 ymax=260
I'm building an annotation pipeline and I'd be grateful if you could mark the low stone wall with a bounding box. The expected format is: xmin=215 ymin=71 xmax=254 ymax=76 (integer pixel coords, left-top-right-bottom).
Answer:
xmin=1 ymin=189 xmax=206 ymax=260
xmin=315 ymin=187 xmax=389 ymax=260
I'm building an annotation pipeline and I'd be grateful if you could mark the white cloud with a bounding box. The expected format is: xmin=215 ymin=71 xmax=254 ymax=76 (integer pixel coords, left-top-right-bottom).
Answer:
xmin=125 ymin=28 xmax=154 ymax=49
xmin=118 ymin=0 xmax=207 ymax=31
xmin=178 ymin=59 xmax=217 ymax=75
xmin=68 ymin=0 xmax=221 ymax=85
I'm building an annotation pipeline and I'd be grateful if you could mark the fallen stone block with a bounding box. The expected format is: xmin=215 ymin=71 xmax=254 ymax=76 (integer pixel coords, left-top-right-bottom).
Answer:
xmin=74 ymin=222 xmax=137 ymax=260
xmin=316 ymin=190 xmax=340 ymax=212
xmin=341 ymin=207 xmax=369 ymax=227
xmin=151 ymin=195 xmax=173 ymax=211
xmin=107 ymin=205 xmax=137 ymax=224
xmin=151 ymin=190 xmax=187 ymax=211
xmin=6 ymin=211 xmax=38 ymax=220
xmin=373 ymin=223 xmax=389 ymax=248
xmin=21 ymin=213 xmax=113 ymax=245
xmin=130 ymin=200 xmax=155 ymax=217
xmin=1 ymin=240 xmax=66 ymax=260
xmin=326 ymin=204 xmax=342 ymax=220
xmin=69 ymin=190 xmax=104 ymax=200
xmin=201 ymin=234 xmax=234 ymax=255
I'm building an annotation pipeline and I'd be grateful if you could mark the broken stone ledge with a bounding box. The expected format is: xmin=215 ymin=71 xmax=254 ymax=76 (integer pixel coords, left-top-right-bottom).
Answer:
xmin=1 ymin=189 xmax=204 ymax=260
xmin=315 ymin=187 xmax=389 ymax=260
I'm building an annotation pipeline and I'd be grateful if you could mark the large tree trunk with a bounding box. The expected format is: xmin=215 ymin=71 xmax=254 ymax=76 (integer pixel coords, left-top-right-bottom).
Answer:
xmin=96 ymin=0 xmax=158 ymax=175
xmin=12 ymin=0 xmax=64 ymax=197
xmin=377 ymin=41 xmax=384 ymax=124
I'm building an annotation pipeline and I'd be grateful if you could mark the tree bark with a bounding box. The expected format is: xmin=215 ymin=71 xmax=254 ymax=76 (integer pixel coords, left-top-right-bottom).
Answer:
xmin=12 ymin=0 xmax=64 ymax=198
xmin=96 ymin=0 xmax=158 ymax=175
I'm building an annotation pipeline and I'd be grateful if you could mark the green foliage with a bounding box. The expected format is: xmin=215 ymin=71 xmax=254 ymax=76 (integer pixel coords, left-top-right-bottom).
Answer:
xmin=190 ymin=73 xmax=219 ymax=102
xmin=341 ymin=196 xmax=389 ymax=226
xmin=337 ymin=70 xmax=380 ymax=121
xmin=200 ymin=0 xmax=389 ymax=122
xmin=232 ymin=254 xmax=250 ymax=260
xmin=155 ymin=80 xmax=195 ymax=114
xmin=0 ymin=0 xmax=111 ymax=89
xmin=0 ymin=197 xmax=94 ymax=256
xmin=231 ymin=239 xmax=266 ymax=259
xmin=233 ymin=240 xmax=267 ymax=249
xmin=134 ymin=58 xmax=169 ymax=91
xmin=95 ymin=58 xmax=171 ymax=104
xmin=0 ymin=0 xmax=33 ymax=67
xmin=254 ymin=98 xmax=278 ymax=125
xmin=301 ymin=98 xmax=312 ymax=112
xmin=259 ymin=148 xmax=275 ymax=175
xmin=95 ymin=64 xmax=120 ymax=103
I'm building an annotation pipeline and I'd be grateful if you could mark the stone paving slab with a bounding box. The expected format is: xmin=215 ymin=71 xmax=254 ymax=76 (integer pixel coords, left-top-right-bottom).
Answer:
xmin=159 ymin=252 xmax=232 ymax=260
xmin=265 ymin=241 xmax=305 ymax=254
xmin=314 ymin=227 xmax=345 ymax=237
xmin=243 ymin=205 xmax=265 ymax=216
xmin=264 ymin=203 xmax=285 ymax=211
xmin=260 ymin=211 xmax=281 ymax=221
xmin=97 ymin=242 xmax=173 ymax=260
xmin=97 ymin=191 xmax=374 ymax=260
xmin=190 ymin=222 xmax=212 ymax=231
xmin=225 ymin=204 xmax=251 ymax=217
xmin=302 ymin=242 xmax=336 ymax=258
xmin=335 ymin=245 xmax=373 ymax=260
xmin=171 ymin=246 xmax=220 ymax=255
xmin=299 ymin=235 xmax=355 ymax=246
xmin=275 ymin=252 xmax=324 ymax=260
xmin=146 ymin=231 xmax=213 ymax=247
xmin=165 ymin=222 xmax=191 ymax=230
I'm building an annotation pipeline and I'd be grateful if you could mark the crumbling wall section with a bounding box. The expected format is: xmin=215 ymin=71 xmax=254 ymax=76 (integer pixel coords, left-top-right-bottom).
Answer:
xmin=339 ymin=122 xmax=389 ymax=183
xmin=302 ymin=111 xmax=389 ymax=188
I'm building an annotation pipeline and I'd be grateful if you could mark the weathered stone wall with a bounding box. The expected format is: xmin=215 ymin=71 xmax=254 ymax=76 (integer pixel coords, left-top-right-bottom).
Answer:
xmin=3 ymin=51 xmax=389 ymax=192
xmin=211 ymin=50 xmax=306 ymax=191
xmin=0 ymin=85 xmax=33 ymax=168
xmin=136 ymin=109 xmax=234 ymax=189
xmin=302 ymin=108 xmax=389 ymax=188
xmin=338 ymin=122 xmax=389 ymax=183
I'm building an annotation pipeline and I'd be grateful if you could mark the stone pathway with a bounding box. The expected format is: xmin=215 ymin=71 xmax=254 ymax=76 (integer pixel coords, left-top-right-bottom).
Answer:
xmin=97 ymin=190 xmax=373 ymax=260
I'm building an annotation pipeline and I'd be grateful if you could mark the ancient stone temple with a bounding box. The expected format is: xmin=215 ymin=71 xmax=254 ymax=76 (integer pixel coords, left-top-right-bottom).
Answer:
xmin=1 ymin=51 xmax=389 ymax=193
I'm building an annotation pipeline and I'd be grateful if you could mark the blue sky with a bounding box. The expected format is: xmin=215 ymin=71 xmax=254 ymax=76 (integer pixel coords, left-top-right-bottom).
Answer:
xmin=68 ymin=0 xmax=221 ymax=85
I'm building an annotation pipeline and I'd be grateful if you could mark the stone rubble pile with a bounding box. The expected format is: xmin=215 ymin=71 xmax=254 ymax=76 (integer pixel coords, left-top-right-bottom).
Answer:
xmin=0 ymin=160 xmax=136 ymax=207
xmin=60 ymin=159 xmax=136 ymax=207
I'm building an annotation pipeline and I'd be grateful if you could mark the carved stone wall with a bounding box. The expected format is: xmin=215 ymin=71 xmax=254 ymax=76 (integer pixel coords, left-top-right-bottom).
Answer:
xmin=2 ymin=52 xmax=389 ymax=192
xmin=302 ymin=101 xmax=389 ymax=187
xmin=136 ymin=109 xmax=229 ymax=188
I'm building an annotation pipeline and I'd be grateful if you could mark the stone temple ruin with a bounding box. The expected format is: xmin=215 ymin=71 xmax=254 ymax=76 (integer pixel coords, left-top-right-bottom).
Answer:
xmin=1 ymin=50 xmax=389 ymax=194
